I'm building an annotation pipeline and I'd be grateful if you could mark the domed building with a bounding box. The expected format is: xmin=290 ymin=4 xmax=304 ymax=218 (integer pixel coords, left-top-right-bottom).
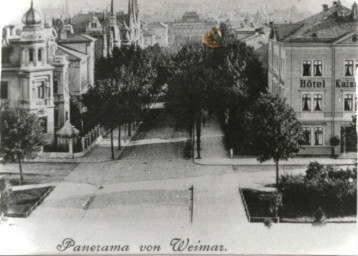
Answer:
xmin=1 ymin=0 xmax=71 ymax=144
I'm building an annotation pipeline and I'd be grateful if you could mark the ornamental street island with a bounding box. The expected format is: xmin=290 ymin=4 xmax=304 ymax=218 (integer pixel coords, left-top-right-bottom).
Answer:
xmin=0 ymin=0 xmax=357 ymax=255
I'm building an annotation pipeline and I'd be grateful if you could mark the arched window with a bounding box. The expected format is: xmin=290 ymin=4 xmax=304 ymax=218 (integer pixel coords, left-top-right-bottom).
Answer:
xmin=302 ymin=94 xmax=311 ymax=111
xmin=314 ymin=127 xmax=323 ymax=146
xmin=313 ymin=94 xmax=322 ymax=111
xmin=344 ymin=94 xmax=354 ymax=111
xmin=302 ymin=127 xmax=311 ymax=145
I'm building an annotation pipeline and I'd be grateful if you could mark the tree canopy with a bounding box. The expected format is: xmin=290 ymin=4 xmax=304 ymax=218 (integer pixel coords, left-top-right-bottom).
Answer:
xmin=250 ymin=93 xmax=303 ymax=185
xmin=0 ymin=109 xmax=47 ymax=183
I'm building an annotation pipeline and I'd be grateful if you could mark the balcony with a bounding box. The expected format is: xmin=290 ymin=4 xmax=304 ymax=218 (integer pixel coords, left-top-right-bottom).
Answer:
xmin=30 ymin=98 xmax=54 ymax=108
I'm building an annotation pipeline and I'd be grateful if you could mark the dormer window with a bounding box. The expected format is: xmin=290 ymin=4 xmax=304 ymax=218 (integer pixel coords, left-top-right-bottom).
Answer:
xmin=29 ymin=49 xmax=34 ymax=62
xmin=91 ymin=23 xmax=97 ymax=28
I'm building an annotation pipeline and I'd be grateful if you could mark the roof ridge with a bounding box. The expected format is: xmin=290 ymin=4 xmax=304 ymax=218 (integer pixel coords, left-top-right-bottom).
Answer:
xmin=57 ymin=44 xmax=88 ymax=59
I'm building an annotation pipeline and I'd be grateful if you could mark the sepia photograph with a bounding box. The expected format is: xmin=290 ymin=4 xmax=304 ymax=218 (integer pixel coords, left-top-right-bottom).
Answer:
xmin=0 ymin=0 xmax=357 ymax=254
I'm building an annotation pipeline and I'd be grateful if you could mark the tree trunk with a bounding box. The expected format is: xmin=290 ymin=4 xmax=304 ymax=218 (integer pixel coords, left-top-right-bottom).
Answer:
xmin=117 ymin=124 xmax=121 ymax=150
xmin=17 ymin=153 xmax=23 ymax=185
xmin=275 ymin=160 xmax=279 ymax=187
xmin=196 ymin=113 xmax=202 ymax=159
xmin=128 ymin=123 xmax=132 ymax=136
xmin=110 ymin=128 xmax=114 ymax=160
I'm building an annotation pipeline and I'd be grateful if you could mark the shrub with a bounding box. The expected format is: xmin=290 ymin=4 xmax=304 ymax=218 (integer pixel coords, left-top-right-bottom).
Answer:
xmin=279 ymin=165 xmax=357 ymax=217
xmin=328 ymin=166 xmax=357 ymax=181
xmin=330 ymin=136 xmax=340 ymax=147
xmin=0 ymin=178 xmax=11 ymax=221
xmin=305 ymin=161 xmax=327 ymax=180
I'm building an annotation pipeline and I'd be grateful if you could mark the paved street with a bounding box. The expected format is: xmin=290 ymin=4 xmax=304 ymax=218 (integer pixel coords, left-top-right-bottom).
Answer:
xmin=0 ymin=111 xmax=356 ymax=255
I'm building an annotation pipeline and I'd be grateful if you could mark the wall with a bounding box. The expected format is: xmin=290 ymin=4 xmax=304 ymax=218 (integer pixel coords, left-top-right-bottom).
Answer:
xmin=68 ymin=61 xmax=81 ymax=95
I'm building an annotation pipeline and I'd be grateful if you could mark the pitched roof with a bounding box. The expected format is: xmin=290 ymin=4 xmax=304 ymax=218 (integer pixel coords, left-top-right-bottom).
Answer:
xmin=56 ymin=45 xmax=88 ymax=61
xmin=56 ymin=121 xmax=80 ymax=138
xmin=143 ymin=29 xmax=154 ymax=37
xmin=57 ymin=34 xmax=94 ymax=43
xmin=271 ymin=2 xmax=357 ymax=43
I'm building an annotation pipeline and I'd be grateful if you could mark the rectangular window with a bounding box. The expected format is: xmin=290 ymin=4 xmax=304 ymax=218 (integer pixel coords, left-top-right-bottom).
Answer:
xmin=313 ymin=94 xmax=323 ymax=111
xmin=303 ymin=60 xmax=311 ymax=76
xmin=344 ymin=94 xmax=354 ymax=111
xmin=1 ymin=48 xmax=11 ymax=63
xmin=21 ymin=79 xmax=29 ymax=100
xmin=345 ymin=60 xmax=353 ymax=76
xmin=1 ymin=81 xmax=8 ymax=99
xmin=53 ymin=80 xmax=58 ymax=94
xmin=280 ymin=58 xmax=285 ymax=77
xmin=37 ymin=82 xmax=45 ymax=99
xmin=54 ymin=109 xmax=59 ymax=128
xmin=29 ymin=49 xmax=34 ymax=62
xmin=38 ymin=49 xmax=42 ymax=61
xmin=313 ymin=60 xmax=322 ymax=76
xmin=302 ymin=94 xmax=311 ymax=111
xmin=302 ymin=127 xmax=311 ymax=145
xmin=355 ymin=60 xmax=358 ymax=76
xmin=314 ymin=127 xmax=323 ymax=146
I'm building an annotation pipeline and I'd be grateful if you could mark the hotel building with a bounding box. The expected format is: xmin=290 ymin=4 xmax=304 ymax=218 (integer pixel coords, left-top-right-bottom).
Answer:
xmin=268 ymin=1 xmax=358 ymax=156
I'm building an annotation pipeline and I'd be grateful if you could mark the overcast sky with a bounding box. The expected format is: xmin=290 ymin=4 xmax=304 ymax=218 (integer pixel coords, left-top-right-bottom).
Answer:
xmin=0 ymin=0 xmax=356 ymax=26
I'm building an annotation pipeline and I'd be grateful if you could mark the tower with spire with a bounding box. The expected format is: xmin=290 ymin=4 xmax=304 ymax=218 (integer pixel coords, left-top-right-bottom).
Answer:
xmin=105 ymin=0 xmax=121 ymax=56
xmin=127 ymin=0 xmax=142 ymax=46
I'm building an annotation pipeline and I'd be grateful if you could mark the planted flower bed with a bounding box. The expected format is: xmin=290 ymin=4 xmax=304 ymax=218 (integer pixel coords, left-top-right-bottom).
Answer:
xmin=241 ymin=162 xmax=357 ymax=223
xmin=6 ymin=186 xmax=55 ymax=218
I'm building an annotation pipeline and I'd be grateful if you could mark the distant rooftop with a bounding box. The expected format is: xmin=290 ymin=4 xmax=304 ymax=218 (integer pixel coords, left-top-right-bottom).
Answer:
xmin=270 ymin=1 xmax=358 ymax=43
xmin=57 ymin=33 xmax=94 ymax=43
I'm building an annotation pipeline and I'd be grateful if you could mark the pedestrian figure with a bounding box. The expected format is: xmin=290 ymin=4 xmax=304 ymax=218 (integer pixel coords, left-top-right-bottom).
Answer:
xmin=313 ymin=207 xmax=326 ymax=226
xmin=202 ymin=115 xmax=206 ymax=127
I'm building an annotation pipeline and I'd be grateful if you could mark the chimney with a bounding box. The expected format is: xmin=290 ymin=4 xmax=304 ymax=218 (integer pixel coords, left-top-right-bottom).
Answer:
xmin=323 ymin=4 xmax=329 ymax=11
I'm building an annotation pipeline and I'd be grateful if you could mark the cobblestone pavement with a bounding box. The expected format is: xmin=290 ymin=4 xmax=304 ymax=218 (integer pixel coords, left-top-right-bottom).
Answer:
xmin=0 ymin=111 xmax=356 ymax=255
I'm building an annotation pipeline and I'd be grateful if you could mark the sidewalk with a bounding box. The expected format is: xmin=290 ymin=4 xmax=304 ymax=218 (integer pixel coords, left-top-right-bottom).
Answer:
xmin=29 ymin=123 xmax=141 ymax=163
xmin=194 ymin=117 xmax=357 ymax=166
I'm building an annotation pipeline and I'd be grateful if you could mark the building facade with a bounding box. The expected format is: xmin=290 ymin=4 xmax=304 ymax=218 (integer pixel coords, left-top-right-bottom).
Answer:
xmin=1 ymin=0 xmax=96 ymax=143
xmin=268 ymin=1 xmax=358 ymax=156
xmin=168 ymin=12 xmax=218 ymax=47
xmin=147 ymin=22 xmax=169 ymax=47
xmin=70 ymin=0 xmax=149 ymax=59
xmin=1 ymin=1 xmax=58 ymax=142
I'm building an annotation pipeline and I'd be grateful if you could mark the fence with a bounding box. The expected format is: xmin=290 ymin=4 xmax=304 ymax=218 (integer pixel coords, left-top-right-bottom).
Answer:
xmin=41 ymin=125 xmax=104 ymax=159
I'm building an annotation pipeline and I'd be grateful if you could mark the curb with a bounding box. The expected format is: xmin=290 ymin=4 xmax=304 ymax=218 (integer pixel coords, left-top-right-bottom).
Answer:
xmin=193 ymin=160 xmax=357 ymax=167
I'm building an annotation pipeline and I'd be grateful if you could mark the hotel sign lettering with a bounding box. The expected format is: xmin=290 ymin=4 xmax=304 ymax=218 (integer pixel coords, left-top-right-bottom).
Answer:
xmin=335 ymin=79 xmax=356 ymax=88
xmin=300 ymin=79 xmax=356 ymax=88
xmin=300 ymin=80 xmax=325 ymax=88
